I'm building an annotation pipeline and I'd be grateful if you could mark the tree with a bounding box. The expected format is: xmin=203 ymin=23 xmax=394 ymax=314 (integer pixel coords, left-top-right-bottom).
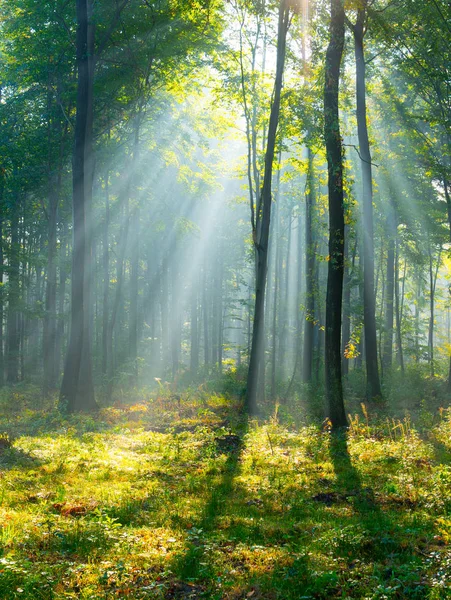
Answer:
xmin=346 ymin=0 xmax=382 ymax=400
xmin=246 ymin=0 xmax=293 ymax=414
xmin=324 ymin=0 xmax=347 ymax=429
xmin=60 ymin=0 xmax=97 ymax=412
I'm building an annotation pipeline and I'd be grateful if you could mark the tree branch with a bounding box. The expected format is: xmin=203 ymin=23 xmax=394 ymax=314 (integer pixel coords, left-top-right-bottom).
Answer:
xmin=344 ymin=144 xmax=379 ymax=168
xmin=96 ymin=0 xmax=131 ymax=60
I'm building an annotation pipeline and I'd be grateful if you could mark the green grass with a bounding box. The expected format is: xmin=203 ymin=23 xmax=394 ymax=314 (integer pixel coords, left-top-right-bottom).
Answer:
xmin=0 ymin=387 xmax=451 ymax=598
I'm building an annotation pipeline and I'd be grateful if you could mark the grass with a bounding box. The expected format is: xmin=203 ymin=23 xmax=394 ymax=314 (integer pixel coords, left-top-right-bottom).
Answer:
xmin=0 ymin=384 xmax=451 ymax=598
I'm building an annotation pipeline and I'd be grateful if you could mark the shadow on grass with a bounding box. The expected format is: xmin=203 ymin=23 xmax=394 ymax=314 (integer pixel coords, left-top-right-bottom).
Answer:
xmin=166 ymin=418 xmax=249 ymax=596
xmin=328 ymin=431 xmax=430 ymax=595
xmin=428 ymin=435 xmax=451 ymax=467
xmin=260 ymin=430 xmax=436 ymax=600
xmin=0 ymin=445 xmax=42 ymax=471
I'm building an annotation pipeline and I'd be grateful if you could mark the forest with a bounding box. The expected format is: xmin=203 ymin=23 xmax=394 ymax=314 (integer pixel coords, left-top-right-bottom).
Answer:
xmin=0 ymin=0 xmax=450 ymax=597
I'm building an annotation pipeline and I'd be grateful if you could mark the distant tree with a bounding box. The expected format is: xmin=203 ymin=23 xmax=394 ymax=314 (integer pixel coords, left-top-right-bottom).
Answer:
xmin=346 ymin=0 xmax=382 ymax=400
xmin=246 ymin=0 xmax=293 ymax=414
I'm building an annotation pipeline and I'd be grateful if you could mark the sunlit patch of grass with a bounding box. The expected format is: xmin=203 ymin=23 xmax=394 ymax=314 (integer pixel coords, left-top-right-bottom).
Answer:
xmin=0 ymin=394 xmax=451 ymax=597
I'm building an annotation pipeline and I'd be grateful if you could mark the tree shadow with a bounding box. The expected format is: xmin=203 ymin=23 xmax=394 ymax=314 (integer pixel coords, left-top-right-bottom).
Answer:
xmin=259 ymin=431 xmax=436 ymax=599
xmin=167 ymin=418 xmax=249 ymax=595
xmin=0 ymin=444 xmax=42 ymax=471
xmin=328 ymin=431 xmax=428 ymax=587
xmin=428 ymin=435 xmax=451 ymax=467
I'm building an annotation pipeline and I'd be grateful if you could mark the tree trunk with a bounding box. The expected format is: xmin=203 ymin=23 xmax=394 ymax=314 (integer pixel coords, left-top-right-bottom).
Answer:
xmin=442 ymin=178 xmax=451 ymax=390
xmin=129 ymin=207 xmax=139 ymax=374
xmin=43 ymin=186 xmax=59 ymax=394
xmin=324 ymin=0 xmax=347 ymax=428
xmin=202 ymin=262 xmax=209 ymax=367
xmin=428 ymin=248 xmax=434 ymax=377
xmin=382 ymin=213 xmax=395 ymax=375
xmin=271 ymin=189 xmax=280 ymax=398
xmin=56 ymin=224 xmax=68 ymax=379
xmin=394 ymin=239 xmax=405 ymax=373
xmin=341 ymin=228 xmax=354 ymax=376
xmin=428 ymin=246 xmax=441 ymax=378
xmin=102 ymin=172 xmax=110 ymax=377
xmin=217 ymin=251 xmax=224 ymax=373
xmin=303 ymin=146 xmax=315 ymax=383
xmin=352 ymin=5 xmax=382 ymax=400
xmin=190 ymin=279 xmax=199 ymax=375
xmin=160 ymin=256 xmax=170 ymax=369
xmin=0 ymin=175 xmax=4 ymax=386
xmin=60 ymin=0 xmax=96 ymax=411
xmin=128 ymin=117 xmax=141 ymax=374
xmin=278 ymin=209 xmax=291 ymax=380
xmin=7 ymin=197 xmax=20 ymax=384
xmin=246 ymin=0 xmax=290 ymax=414
xmin=170 ymin=254 xmax=180 ymax=379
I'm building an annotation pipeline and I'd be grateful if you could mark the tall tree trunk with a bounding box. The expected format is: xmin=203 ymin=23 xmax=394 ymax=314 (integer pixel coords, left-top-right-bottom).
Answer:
xmin=190 ymin=279 xmax=199 ymax=374
xmin=246 ymin=0 xmax=291 ymax=414
xmin=217 ymin=250 xmax=224 ymax=373
xmin=107 ymin=198 xmax=129 ymax=392
xmin=129 ymin=207 xmax=139 ymax=374
xmin=271 ymin=189 xmax=280 ymax=398
xmin=102 ymin=172 xmax=110 ymax=377
xmin=278 ymin=210 xmax=291 ymax=379
xmin=382 ymin=212 xmax=395 ymax=375
xmin=170 ymin=253 xmax=180 ymax=379
xmin=60 ymin=0 xmax=96 ymax=411
xmin=78 ymin=0 xmax=96 ymax=405
xmin=56 ymin=224 xmax=68 ymax=379
xmin=128 ymin=117 xmax=141 ymax=374
xmin=428 ymin=246 xmax=441 ymax=378
xmin=202 ymin=262 xmax=209 ymax=367
xmin=0 ymin=174 xmax=4 ymax=387
xmin=394 ymin=239 xmax=405 ymax=373
xmin=160 ymin=256 xmax=170 ymax=369
xmin=443 ymin=178 xmax=451 ymax=389
xmin=43 ymin=188 xmax=58 ymax=394
xmin=428 ymin=248 xmax=434 ymax=377
xmin=303 ymin=146 xmax=315 ymax=383
xmin=342 ymin=229 xmax=354 ymax=376
xmin=7 ymin=196 xmax=20 ymax=384
xmin=324 ymin=0 xmax=347 ymax=428
xmin=351 ymin=5 xmax=382 ymax=400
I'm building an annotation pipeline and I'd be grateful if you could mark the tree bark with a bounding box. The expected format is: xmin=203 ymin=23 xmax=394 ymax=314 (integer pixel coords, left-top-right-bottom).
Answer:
xmin=394 ymin=239 xmax=405 ymax=373
xmin=442 ymin=178 xmax=451 ymax=390
xmin=7 ymin=196 xmax=20 ymax=384
xmin=271 ymin=188 xmax=280 ymax=398
xmin=129 ymin=206 xmax=139 ymax=374
xmin=351 ymin=4 xmax=382 ymax=400
xmin=60 ymin=0 xmax=96 ymax=411
xmin=303 ymin=146 xmax=315 ymax=383
xmin=341 ymin=228 xmax=353 ymax=376
xmin=202 ymin=262 xmax=209 ymax=367
xmin=190 ymin=279 xmax=199 ymax=374
xmin=246 ymin=0 xmax=290 ymax=414
xmin=382 ymin=211 xmax=395 ymax=375
xmin=324 ymin=0 xmax=347 ymax=428
xmin=128 ymin=116 xmax=141 ymax=374
xmin=102 ymin=171 xmax=110 ymax=377
xmin=0 ymin=174 xmax=4 ymax=386
xmin=56 ymin=224 xmax=68 ymax=379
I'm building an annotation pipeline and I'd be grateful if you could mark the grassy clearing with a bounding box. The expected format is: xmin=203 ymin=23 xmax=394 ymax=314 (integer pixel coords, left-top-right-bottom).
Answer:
xmin=0 ymin=386 xmax=451 ymax=598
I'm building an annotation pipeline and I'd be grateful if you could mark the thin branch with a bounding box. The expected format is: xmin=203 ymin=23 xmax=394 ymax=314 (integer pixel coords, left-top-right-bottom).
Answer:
xmin=344 ymin=144 xmax=380 ymax=168
xmin=431 ymin=0 xmax=451 ymax=36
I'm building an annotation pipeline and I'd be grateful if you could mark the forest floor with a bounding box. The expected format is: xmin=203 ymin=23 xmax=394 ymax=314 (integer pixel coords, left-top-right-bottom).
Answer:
xmin=1 ymin=380 xmax=451 ymax=598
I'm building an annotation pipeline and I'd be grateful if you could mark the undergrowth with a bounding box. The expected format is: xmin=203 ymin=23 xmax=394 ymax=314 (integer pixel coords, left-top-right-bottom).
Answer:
xmin=0 ymin=381 xmax=450 ymax=598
